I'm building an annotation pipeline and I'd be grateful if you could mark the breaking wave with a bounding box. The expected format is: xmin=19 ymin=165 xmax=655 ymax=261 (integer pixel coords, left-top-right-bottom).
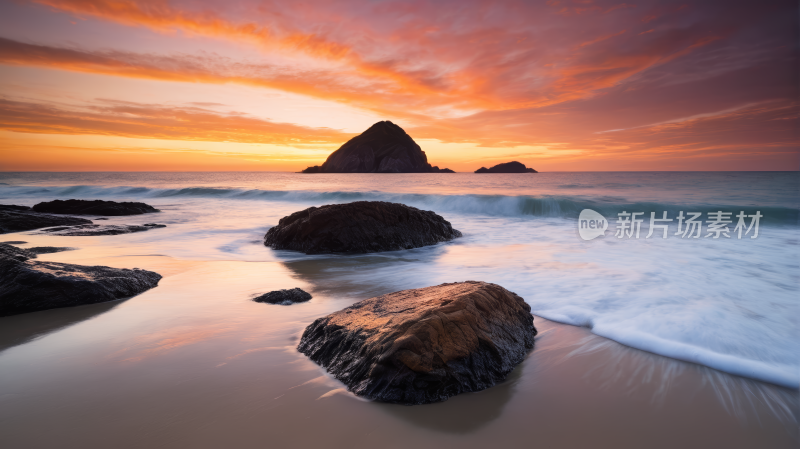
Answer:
xmin=3 ymin=184 xmax=798 ymax=226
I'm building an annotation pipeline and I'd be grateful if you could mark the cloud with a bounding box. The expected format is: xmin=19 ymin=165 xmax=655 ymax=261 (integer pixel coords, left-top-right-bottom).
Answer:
xmin=0 ymin=96 xmax=354 ymax=145
xmin=1 ymin=0 xmax=797 ymax=170
xmin=11 ymin=0 xmax=754 ymax=115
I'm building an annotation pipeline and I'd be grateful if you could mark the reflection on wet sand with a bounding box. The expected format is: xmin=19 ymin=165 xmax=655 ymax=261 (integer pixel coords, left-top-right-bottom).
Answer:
xmin=0 ymin=299 xmax=127 ymax=353
xmin=376 ymin=364 xmax=522 ymax=433
xmin=278 ymin=246 xmax=450 ymax=299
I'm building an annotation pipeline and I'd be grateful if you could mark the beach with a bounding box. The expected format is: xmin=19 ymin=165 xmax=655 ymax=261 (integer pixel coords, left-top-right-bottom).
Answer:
xmin=0 ymin=171 xmax=798 ymax=447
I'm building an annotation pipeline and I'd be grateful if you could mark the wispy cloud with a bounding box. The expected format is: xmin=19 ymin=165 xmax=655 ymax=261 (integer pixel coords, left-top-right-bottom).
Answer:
xmin=0 ymin=96 xmax=353 ymax=145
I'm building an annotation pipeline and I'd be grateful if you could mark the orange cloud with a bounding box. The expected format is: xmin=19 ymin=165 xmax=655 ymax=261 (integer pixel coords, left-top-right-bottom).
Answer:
xmin=0 ymin=97 xmax=353 ymax=145
xmin=19 ymin=0 xmax=726 ymax=115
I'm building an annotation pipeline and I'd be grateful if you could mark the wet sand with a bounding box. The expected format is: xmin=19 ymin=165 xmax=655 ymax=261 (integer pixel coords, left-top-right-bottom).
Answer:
xmin=0 ymin=237 xmax=797 ymax=448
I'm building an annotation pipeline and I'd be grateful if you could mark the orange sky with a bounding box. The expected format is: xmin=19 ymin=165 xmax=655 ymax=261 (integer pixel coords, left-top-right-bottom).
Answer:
xmin=0 ymin=0 xmax=797 ymax=171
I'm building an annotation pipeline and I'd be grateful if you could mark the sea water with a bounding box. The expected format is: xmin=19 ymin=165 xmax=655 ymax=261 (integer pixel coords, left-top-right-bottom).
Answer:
xmin=1 ymin=171 xmax=798 ymax=389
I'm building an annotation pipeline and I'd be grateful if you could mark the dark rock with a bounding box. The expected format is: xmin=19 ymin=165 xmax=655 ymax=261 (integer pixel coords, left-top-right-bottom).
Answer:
xmin=253 ymin=288 xmax=312 ymax=305
xmin=0 ymin=206 xmax=92 ymax=234
xmin=475 ymin=161 xmax=537 ymax=173
xmin=94 ymin=218 xmax=109 ymax=220
xmin=1 ymin=241 xmax=27 ymax=244
xmin=301 ymin=121 xmax=454 ymax=173
xmin=36 ymin=223 xmax=166 ymax=236
xmin=32 ymin=199 xmax=159 ymax=216
xmin=1 ymin=244 xmax=36 ymax=262
xmin=297 ymin=281 xmax=537 ymax=405
xmin=264 ymin=201 xmax=461 ymax=254
xmin=27 ymin=247 xmax=76 ymax=254
xmin=0 ymin=243 xmax=162 ymax=316
xmin=0 ymin=204 xmax=32 ymax=212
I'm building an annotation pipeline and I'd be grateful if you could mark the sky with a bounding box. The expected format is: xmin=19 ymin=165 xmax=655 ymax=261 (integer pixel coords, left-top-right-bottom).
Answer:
xmin=0 ymin=0 xmax=797 ymax=172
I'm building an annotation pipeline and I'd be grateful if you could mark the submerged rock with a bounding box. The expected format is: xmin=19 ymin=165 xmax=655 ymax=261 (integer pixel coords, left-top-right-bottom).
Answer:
xmin=0 ymin=243 xmax=161 ymax=317
xmin=264 ymin=201 xmax=461 ymax=254
xmin=301 ymin=121 xmax=454 ymax=173
xmin=297 ymin=281 xmax=537 ymax=405
xmin=27 ymin=247 xmax=76 ymax=254
xmin=475 ymin=161 xmax=537 ymax=173
xmin=32 ymin=199 xmax=160 ymax=216
xmin=36 ymin=223 xmax=166 ymax=236
xmin=253 ymin=288 xmax=312 ymax=305
xmin=0 ymin=204 xmax=93 ymax=234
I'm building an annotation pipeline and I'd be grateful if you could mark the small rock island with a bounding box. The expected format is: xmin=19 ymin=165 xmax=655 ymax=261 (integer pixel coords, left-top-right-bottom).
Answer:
xmin=475 ymin=161 xmax=537 ymax=173
xmin=301 ymin=121 xmax=454 ymax=173
xmin=297 ymin=281 xmax=537 ymax=404
xmin=264 ymin=201 xmax=461 ymax=254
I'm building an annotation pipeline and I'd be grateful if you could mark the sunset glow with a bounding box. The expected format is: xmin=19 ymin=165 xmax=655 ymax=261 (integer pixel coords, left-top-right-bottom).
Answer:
xmin=0 ymin=0 xmax=797 ymax=171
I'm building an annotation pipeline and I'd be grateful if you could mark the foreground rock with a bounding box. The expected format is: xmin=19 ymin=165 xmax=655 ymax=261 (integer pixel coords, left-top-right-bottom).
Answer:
xmin=0 ymin=204 xmax=92 ymax=234
xmin=298 ymin=281 xmax=536 ymax=404
xmin=264 ymin=201 xmax=461 ymax=254
xmin=36 ymin=223 xmax=166 ymax=236
xmin=253 ymin=288 xmax=312 ymax=305
xmin=302 ymin=121 xmax=454 ymax=173
xmin=475 ymin=161 xmax=537 ymax=173
xmin=0 ymin=243 xmax=161 ymax=317
xmin=32 ymin=199 xmax=160 ymax=216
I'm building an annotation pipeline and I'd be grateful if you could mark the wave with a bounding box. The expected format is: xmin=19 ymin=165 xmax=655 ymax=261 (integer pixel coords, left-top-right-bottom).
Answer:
xmin=2 ymin=184 xmax=798 ymax=226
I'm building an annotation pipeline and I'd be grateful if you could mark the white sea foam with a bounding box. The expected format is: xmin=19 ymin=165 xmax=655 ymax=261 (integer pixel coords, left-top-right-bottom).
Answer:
xmin=3 ymin=184 xmax=797 ymax=224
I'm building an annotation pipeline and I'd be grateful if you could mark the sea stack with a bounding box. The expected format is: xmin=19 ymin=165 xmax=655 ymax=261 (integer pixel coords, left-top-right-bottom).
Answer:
xmin=301 ymin=121 xmax=454 ymax=173
xmin=264 ymin=201 xmax=462 ymax=254
xmin=475 ymin=161 xmax=537 ymax=173
xmin=297 ymin=281 xmax=537 ymax=405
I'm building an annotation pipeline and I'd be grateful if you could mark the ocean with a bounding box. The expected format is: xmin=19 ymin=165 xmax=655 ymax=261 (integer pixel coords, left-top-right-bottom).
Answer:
xmin=0 ymin=171 xmax=798 ymax=448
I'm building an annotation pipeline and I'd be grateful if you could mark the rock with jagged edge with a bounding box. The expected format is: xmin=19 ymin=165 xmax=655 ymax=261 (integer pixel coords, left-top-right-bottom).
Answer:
xmin=297 ymin=281 xmax=537 ymax=405
xmin=0 ymin=243 xmax=161 ymax=316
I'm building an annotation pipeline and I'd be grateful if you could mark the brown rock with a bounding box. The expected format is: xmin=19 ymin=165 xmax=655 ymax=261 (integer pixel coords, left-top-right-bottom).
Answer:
xmin=297 ymin=281 xmax=536 ymax=404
